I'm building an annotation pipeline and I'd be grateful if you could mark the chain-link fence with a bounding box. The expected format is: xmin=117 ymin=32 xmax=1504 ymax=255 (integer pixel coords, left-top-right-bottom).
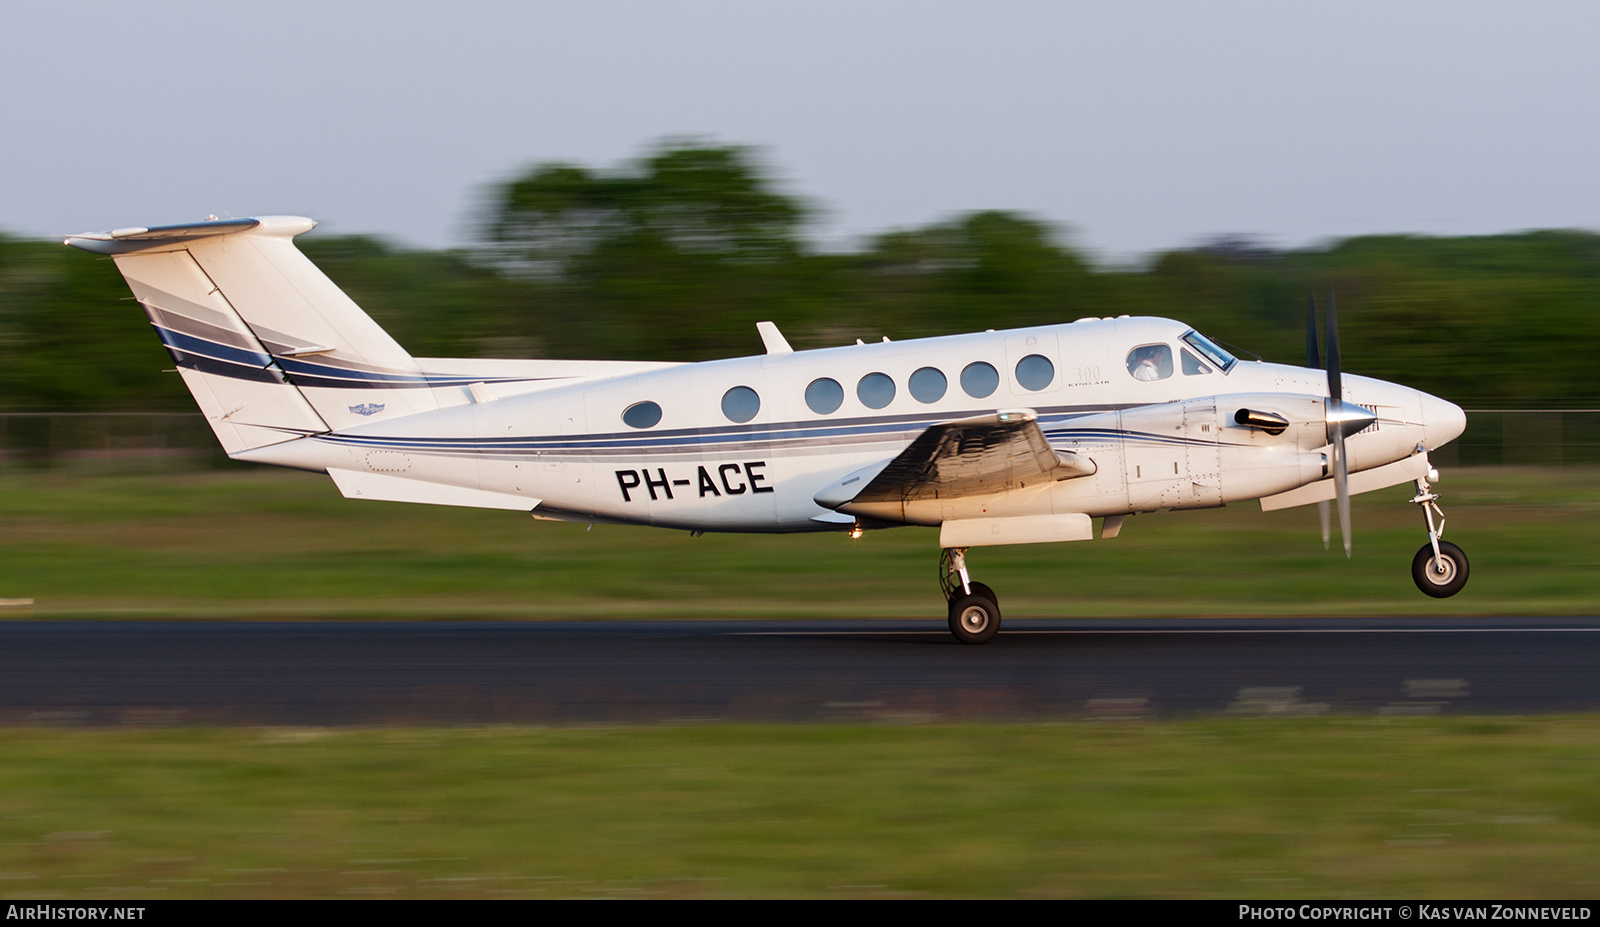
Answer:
xmin=0 ymin=413 xmax=229 ymax=469
xmin=1 ymin=410 xmax=1596 ymax=470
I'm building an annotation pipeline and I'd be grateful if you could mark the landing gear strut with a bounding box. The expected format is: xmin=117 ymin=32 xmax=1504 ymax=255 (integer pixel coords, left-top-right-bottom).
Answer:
xmin=940 ymin=547 xmax=1001 ymax=644
xmin=1410 ymin=465 xmax=1469 ymax=597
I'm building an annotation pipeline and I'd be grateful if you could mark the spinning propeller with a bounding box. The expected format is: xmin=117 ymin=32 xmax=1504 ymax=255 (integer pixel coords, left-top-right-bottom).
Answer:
xmin=1308 ymin=291 xmax=1377 ymax=557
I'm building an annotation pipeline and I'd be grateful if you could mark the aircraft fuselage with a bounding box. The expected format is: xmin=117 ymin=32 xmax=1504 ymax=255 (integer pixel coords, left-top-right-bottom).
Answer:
xmin=242 ymin=315 xmax=1465 ymax=534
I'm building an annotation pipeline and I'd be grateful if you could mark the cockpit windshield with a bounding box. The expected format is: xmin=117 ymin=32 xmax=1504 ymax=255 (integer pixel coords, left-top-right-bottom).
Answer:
xmin=1180 ymin=330 xmax=1237 ymax=373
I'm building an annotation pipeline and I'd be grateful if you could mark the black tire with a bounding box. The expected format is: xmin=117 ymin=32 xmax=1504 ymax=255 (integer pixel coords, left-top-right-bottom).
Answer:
xmin=1412 ymin=541 xmax=1469 ymax=598
xmin=948 ymin=590 xmax=1001 ymax=645
xmin=958 ymin=581 xmax=998 ymax=608
xmin=941 ymin=575 xmax=998 ymax=606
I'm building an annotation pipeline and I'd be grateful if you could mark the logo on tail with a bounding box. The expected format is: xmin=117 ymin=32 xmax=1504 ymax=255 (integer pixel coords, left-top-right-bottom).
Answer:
xmin=349 ymin=403 xmax=386 ymax=417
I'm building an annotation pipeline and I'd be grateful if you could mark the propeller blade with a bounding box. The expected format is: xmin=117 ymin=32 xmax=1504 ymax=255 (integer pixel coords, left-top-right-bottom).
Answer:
xmin=1325 ymin=289 xmax=1341 ymax=402
xmin=1333 ymin=430 xmax=1352 ymax=558
xmin=1323 ymin=291 xmax=1356 ymax=555
xmin=1309 ymin=293 xmax=1332 ymax=550
xmin=1306 ymin=292 xmax=1321 ymax=369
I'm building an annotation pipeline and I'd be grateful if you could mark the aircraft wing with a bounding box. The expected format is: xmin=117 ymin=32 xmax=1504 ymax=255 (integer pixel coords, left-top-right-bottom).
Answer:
xmin=828 ymin=409 xmax=1096 ymax=507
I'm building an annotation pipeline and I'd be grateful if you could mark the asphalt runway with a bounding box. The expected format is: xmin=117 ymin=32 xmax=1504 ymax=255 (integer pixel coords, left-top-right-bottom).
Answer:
xmin=2 ymin=617 xmax=1598 ymax=725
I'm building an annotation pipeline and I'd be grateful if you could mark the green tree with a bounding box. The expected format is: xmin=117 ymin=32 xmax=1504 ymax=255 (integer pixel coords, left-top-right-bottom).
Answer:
xmin=6 ymin=141 xmax=1600 ymax=411
xmin=484 ymin=143 xmax=812 ymax=360
xmin=0 ymin=237 xmax=189 ymax=411
xmin=848 ymin=211 xmax=1096 ymax=338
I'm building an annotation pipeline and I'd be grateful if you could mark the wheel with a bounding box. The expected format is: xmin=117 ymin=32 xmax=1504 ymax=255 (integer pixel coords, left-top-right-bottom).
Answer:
xmin=947 ymin=580 xmax=999 ymax=609
xmin=1412 ymin=540 xmax=1469 ymax=598
xmin=948 ymin=589 xmax=1001 ymax=645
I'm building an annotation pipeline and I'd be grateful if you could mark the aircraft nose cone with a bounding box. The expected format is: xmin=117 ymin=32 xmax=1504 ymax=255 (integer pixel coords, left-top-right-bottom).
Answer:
xmin=1420 ymin=392 xmax=1466 ymax=450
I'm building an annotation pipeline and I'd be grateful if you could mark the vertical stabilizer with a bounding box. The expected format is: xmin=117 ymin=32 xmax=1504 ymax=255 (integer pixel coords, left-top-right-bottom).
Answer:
xmin=183 ymin=218 xmax=441 ymax=429
xmin=86 ymin=237 xmax=328 ymax=455
xmin=66 ymin=216 xmax=445 ymax=455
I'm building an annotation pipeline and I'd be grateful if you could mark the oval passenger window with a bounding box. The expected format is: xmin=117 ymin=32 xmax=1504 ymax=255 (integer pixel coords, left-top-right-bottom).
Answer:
xmin=961 ymin=362 xmax=999 ymax=399
xmin=1015 ymin=354 xmax=1055 ymax=391
xmin=909 ymin=367 xmax=947 ymax=403
xmin=721 ymin=386 xmax=761 ymax=423
xmin=857 ymin=372 xmax=896 ymax=410
xmin=622 ymin=401 xmax=662 ymax=429
xmin=805 ymin=377 xmax=844 ymax=415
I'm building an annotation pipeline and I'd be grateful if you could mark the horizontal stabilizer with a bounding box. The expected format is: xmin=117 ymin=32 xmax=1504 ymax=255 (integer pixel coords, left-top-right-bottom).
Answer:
xmin=328 ymin=468 xmax=538 ymax=511
xmin=65 ymin=219 xmax=261 ymax=254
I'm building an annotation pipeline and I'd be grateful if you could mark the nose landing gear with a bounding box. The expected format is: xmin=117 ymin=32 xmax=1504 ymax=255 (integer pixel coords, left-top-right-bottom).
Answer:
xmin=940 ymin=547 xmax=1001 ymax=644
xmin=1410 ymin=465 xmax=1469 ymax=597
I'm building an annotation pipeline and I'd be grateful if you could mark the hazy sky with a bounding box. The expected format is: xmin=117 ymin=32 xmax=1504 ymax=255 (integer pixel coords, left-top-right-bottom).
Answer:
xmin=5 ymin=1 xmax=1598 ymax=262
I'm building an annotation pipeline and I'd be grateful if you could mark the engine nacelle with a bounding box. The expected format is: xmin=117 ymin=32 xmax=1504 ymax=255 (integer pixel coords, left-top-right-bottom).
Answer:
xmin=1234 ymin=408 xmax=1290 ymax=435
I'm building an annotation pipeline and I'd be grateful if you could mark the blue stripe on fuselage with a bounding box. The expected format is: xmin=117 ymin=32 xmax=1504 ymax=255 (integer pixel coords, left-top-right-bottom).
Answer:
xmin=317 ymin=411 xmax=1245 ymax=459
xmin=156 ymin=325 xmax=1259 ymax=457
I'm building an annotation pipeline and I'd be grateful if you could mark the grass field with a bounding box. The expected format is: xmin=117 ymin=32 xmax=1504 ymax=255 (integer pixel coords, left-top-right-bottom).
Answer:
xmin=0 ymin=464 xmax=1595 ymax=619
xmin=2 ymin=719 xmax=1599 ymax=899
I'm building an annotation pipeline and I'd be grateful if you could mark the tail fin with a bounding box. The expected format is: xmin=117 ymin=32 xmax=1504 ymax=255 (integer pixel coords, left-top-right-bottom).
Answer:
xmin=66 ymin=216 xmax=441 ymax=452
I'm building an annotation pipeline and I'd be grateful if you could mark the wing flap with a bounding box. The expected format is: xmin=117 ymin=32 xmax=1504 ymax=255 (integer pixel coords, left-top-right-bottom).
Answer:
xmin=939 ymin=513 xmax=1094 ymax=548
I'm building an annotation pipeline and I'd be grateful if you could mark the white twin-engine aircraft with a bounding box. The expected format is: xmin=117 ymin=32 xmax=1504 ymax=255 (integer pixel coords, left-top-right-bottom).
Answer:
xmin=67 ymin=216 xmax=1470 ymax=643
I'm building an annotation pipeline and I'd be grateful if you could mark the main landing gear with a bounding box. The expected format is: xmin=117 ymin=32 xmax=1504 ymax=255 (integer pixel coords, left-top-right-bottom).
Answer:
xmin=1410 ymin=466 xmax=1469 ymax=597
xmin=940 ymin=547 xmax=1000 ymax=644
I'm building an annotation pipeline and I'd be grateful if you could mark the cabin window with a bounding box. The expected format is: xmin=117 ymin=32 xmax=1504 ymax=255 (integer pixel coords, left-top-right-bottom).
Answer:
xmin=622 ymin=400 xmax=662 ymax=429
xmin=1126 ymin=344 xmax=1173 ymax=381
xmin=961 ymin=361 xmax=999 ymax=398
xmin=857 ymin=372 xmax=896 ymax=409
xmin=805 ymin=377 xmax=844 ymax=415
xmin=721 ymin=386 xmax=761 ymax=424
xmin=1181 ymin=348 xmax=1213 ymax=375
xmin=909 ymin=367 xmax=947 ymax=403
xmin=1015 ymin=354 xmax=1055 ymax=391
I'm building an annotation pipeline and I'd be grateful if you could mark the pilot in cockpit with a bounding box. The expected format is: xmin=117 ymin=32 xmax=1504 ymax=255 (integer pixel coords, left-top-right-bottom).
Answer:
xmin=1128 ymin=344 xmax=1172 ymax=381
